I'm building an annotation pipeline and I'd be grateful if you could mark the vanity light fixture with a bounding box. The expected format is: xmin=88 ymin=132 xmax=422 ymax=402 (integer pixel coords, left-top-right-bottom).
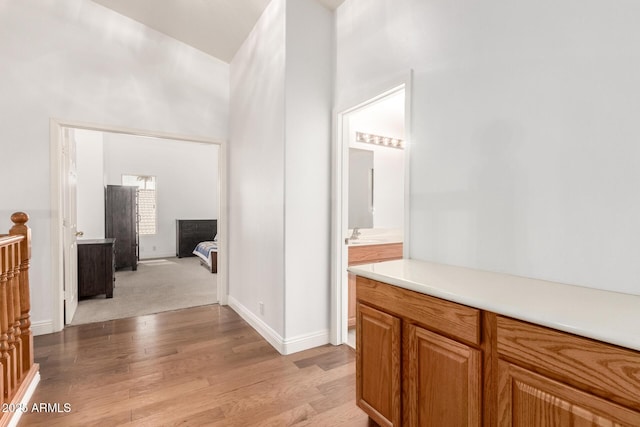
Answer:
xmin=356 ymin=131 xmax=404 ymax=149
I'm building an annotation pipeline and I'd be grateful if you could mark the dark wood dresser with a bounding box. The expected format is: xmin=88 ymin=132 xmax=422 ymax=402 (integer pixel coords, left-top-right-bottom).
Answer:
xmin=77 ymin=238 xmax=115 ymax=298
xmin=105 ymin=185 xmax=138 ymax=271
xmin=176 ymin=219 xmax=217 ymax=258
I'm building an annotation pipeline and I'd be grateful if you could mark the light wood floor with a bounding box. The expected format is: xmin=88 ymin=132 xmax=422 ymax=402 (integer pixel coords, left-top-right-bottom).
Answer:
xmin=20 ymin=305 xmax=371 ymax=426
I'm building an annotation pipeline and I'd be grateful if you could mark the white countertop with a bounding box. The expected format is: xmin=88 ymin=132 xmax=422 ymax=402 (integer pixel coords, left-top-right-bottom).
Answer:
xmin=348 ymin=259 xmax=640 ymax=352
xmin=346 ymin=228 xmax=403 ymax=246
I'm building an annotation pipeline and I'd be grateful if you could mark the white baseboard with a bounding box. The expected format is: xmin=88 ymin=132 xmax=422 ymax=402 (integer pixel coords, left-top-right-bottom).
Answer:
xmin=282 ymin=329 xmax=330 ymax=355
xmin=227 ymin=296 xmax=329 ymax=355
xmin=31 ymin=320 xmax=54 ymax=336
xmin=228 ymin=296 xmax=285 ymax=353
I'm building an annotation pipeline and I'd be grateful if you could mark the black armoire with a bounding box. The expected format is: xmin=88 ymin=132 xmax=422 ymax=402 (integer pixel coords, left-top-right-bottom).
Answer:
xmin=105 ymin=185 xmax=138 ymax=271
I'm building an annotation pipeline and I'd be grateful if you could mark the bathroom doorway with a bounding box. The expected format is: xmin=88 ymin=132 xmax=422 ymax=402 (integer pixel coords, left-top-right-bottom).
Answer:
xmin=331 ymin=82 xmax=411 ymax=347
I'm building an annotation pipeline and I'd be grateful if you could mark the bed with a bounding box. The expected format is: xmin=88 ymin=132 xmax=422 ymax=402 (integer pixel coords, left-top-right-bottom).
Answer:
xmin=176 ymin=219 xmax=218 ymax=273
xmin=193 ymin=239 xmax=218 ymax=273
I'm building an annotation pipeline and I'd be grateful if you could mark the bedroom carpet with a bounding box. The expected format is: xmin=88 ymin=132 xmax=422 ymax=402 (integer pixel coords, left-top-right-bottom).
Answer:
xmin=70 ymin=256 xmax=217 ymax=325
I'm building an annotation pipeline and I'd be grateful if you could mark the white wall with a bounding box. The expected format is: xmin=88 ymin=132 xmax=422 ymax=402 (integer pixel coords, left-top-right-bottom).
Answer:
xmin=0 ymin=0 xmax=228 ymax=334
xmin=229 ymin=0 xmax=286 ymax=338
xmin=284 ymin=0 xmax=333 ymax=345
xmin=229 ymin=0 xmax=333 ymax=352
xmin=336 ymin=0 xmax=640 ymax=296
xmin=103 ymin=133 xmax=218 ymax=259
xmin=75 ymin=129 xmax=105 ymax=239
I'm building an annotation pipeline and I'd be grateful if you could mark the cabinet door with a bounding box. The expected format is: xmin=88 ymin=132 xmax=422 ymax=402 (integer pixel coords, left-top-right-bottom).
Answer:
xmin=77 ymin=244 xmax=106 ymax=297
xmin=356 ymin=303 xmax=401 ymax=427
xmin=498 ymin=360 xmax=640 ymax=427
xmin=77 ymin=243 xmax=111 ymax=298
xmin=404 ymin=324 xmax=481 ymax=427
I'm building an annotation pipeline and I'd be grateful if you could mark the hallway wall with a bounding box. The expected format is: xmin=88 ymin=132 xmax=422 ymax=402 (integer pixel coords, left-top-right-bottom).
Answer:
xmin=336 ymin=0 xmax=640 ymax=296
xmin=0 ymin=0 xmax=229 ymax=334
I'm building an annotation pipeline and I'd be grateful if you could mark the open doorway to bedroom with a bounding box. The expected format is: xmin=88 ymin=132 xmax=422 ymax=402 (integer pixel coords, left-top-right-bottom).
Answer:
xmin=51 ymin=121 xmax=227 ymax=330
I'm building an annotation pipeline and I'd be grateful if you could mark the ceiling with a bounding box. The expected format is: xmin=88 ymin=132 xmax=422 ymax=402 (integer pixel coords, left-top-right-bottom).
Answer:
xmin=91 ymin=0 xmax=345 ymax=63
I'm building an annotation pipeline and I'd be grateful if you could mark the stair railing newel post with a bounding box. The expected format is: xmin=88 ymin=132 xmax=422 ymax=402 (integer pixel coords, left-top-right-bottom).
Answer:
xmin=9 ymin=212 xmax=32 ymax=375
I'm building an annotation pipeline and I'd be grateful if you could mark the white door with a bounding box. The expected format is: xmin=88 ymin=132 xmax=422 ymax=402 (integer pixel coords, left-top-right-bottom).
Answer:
xmin=62 ymin=128 xmax=79 ymax=324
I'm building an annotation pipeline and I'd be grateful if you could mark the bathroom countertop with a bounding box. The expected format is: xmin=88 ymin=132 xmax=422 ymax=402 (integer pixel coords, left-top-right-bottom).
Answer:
xmin=348 ymin=259 xmax=640 ymax=352
xmin=346 ymin=228 xmax=403 ymax=246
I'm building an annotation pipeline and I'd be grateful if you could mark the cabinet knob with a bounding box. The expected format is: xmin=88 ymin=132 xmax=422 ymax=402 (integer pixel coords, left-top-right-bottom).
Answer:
xmin=75 ymin=231 xmax=84 ymax=237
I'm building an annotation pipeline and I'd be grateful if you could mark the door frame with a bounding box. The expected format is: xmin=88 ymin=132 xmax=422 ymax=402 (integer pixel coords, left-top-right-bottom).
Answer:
xmin=50 ymin=118 xmax=228 ymax=332
xmin=329 ymin=72 xmax=413 ymax=345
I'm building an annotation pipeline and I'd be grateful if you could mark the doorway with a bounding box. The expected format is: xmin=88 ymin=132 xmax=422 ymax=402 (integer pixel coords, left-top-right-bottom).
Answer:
xmin=331 ymin=80 xmax=411 ymax=346
xmin=50 ymin=120 xmax=228 ymax=331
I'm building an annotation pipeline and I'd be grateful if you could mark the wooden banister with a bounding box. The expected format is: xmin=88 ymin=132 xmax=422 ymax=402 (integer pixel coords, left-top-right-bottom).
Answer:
xmin=9 ymin=212 xmax=32 ymax=377
xmin=0 ymin=212 xmax=37 ymax=419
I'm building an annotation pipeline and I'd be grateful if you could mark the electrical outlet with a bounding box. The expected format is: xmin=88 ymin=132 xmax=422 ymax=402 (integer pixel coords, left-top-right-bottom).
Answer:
xmin=259 ymin=301 xmax=264 ymax=315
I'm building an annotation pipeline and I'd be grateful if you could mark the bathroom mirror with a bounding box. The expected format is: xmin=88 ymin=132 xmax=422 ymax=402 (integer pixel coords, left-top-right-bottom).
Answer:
xmin=349 ymin=148 xmax=374 ymax=229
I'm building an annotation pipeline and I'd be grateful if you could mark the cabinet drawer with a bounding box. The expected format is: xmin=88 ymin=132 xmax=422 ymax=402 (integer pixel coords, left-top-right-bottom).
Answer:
xmin=497 ymin=316 xmax=640 ymax=412
xmin=356 ymin=277 xmax=481 ymax=346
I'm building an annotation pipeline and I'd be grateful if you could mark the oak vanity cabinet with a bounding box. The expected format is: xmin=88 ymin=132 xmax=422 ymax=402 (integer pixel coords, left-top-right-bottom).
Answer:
xmin=356 ymin=276 xmax=482 ymax=427
xmin=496 ymin=316 xmax=640 ymax=426
xmin=356 ymin=275 xmax=640 ymax=426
